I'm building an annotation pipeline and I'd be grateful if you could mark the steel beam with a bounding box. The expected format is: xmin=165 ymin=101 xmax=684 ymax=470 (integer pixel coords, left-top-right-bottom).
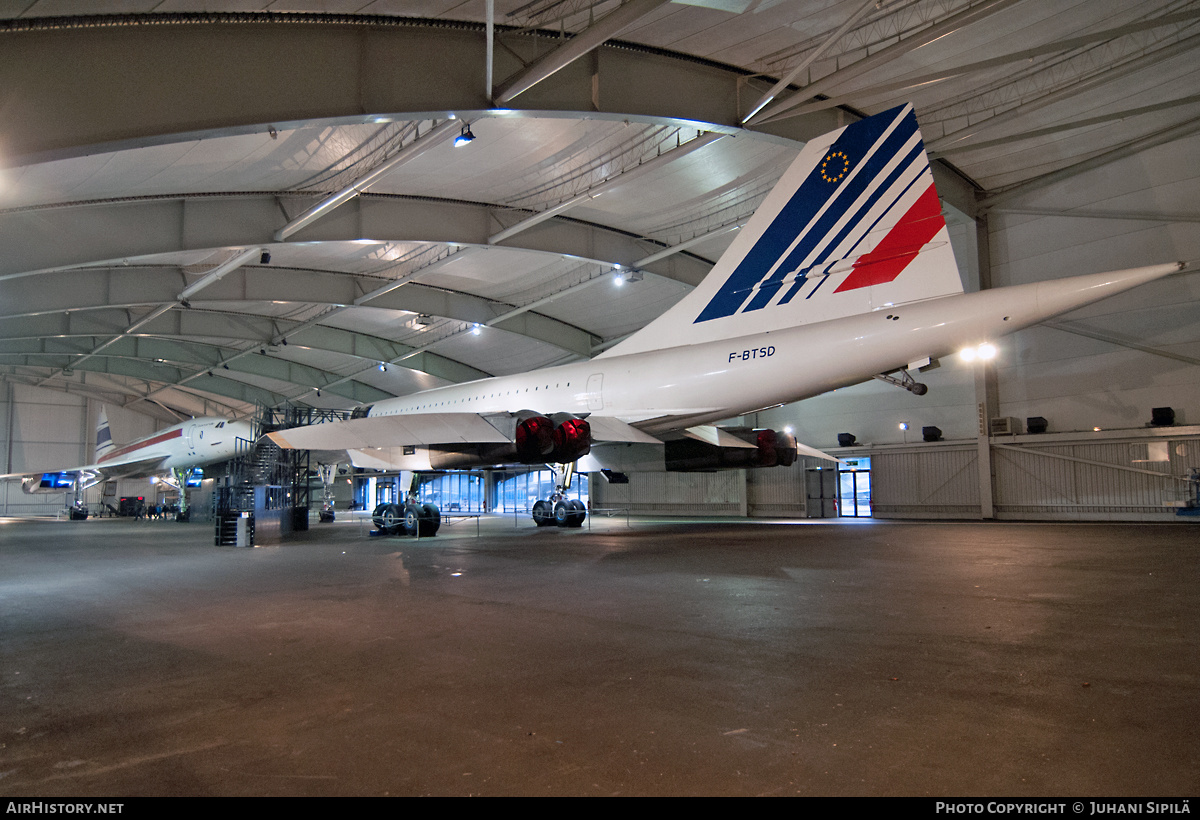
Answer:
xmin=487 ymin=132 xmax=723 ymax=245
xmin=273 ymin=120 xmax=459 ymax=241
xmin=0 ymin=194 xmax=713 ymax=288
xmin=0 ymin=14 xmax=833 ymax=167
xmin=776 ymin=10 xmax=1200 ymax=125
xmin=493 ymin=0 xmax=674 ymax=104
xmin=750 ymin=0 xmax=1024 ymax=125
xmin=979 ymin=116 xmax=1200 ymax=207
xmin=741 ymin=0 xmax=876 ymax=125
xmin=0 ymin=266 xmax=597 ymax=359
xmin=929 ymin=33 xmax=1200 ymax=152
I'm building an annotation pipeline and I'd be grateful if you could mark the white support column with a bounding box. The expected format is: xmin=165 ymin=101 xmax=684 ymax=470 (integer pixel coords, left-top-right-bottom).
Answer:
xmin=974 ymin=212 xmax=997 ymax=520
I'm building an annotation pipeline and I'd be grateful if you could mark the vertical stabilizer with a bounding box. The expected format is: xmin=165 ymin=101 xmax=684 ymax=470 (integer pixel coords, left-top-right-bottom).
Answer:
xmin=600 ymin=104 xmax=963 ymax=358
xmin=94 ymin=407 xmax=115 ymax=462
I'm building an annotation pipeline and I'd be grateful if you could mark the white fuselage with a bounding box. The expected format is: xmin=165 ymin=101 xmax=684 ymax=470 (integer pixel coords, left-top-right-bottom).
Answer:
xmin=95 ymin=417 xmax=256 ymax=476
xmin=360 ymin=265 xmax=1173 ymax=435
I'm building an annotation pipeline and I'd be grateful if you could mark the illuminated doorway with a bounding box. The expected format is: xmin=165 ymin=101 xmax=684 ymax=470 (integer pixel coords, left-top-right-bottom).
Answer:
xmin=838 ymin=456 xmax=872 ymax=518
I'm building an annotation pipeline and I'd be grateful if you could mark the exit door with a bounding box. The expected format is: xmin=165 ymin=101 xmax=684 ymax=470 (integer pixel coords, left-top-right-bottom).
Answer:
xmin=838 ymin=460 xmax=872 ymax=518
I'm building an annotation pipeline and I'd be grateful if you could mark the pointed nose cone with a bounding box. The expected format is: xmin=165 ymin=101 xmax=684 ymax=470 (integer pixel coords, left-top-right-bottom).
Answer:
xmin=1034 ymin=262 xmax=1185 ymax=318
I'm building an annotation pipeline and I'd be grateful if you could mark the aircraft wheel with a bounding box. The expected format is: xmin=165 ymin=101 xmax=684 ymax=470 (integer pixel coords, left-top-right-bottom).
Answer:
xmin=553 ymin=500 xmax=571 ymax=527
xmin=318 ymin=509 xmax=335 ymax=523
xmin=419 ymin=503 xmax=441 ymax=537
xmin=373 ymin=503 xmax=402 ymax=534
xmin=532 ymin=500 xmax=554 ymax=527
xmin=404 ymin=504 xmax=420 ymax=536
xmin=565 ymin=499 xmax=586 ymax=528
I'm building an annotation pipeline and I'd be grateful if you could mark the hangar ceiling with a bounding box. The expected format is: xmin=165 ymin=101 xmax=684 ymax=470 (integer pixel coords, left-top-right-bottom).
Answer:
xmin=1 ymin=0 xmax=1197 ymax=423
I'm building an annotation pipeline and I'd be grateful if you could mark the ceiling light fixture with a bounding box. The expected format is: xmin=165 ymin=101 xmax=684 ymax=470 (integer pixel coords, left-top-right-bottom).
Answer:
xmin=454 ymin=124 xmax=476 ymax=147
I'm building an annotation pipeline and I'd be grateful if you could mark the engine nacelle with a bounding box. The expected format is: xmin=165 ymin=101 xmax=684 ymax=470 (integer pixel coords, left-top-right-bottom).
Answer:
xmin=514 ymin=413 xmax=556 ymax=462
xmin=22 ymin=473 xmax=75 ymax=494
xmin=514 ymin=412 xmax=592 ymax=464
xmin=549 ymin=414 xmax=591 ymax=463
xmin=755 ymin=428 xmax=798 ymax=468
xmin=664 ymin=428 xmax=798 ymax=471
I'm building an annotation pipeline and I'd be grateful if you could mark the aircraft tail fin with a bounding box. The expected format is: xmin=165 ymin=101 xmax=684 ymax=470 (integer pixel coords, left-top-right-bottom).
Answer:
xmin=95 ymin=407 xmax=115 ymax=461
xmin=599 ymin=104 xmax=963 ymax=358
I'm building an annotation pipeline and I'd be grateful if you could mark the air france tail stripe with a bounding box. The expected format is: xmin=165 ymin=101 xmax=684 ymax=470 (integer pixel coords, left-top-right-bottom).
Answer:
xmin=834 ymin=184 xmax=944 ymax=293
xmin=739 ymin=111 xmax=916 ymax=314
xmin=750 ymin=108 xmax=914 ymax=299
xmin=694 ymin=104 xmax=918 ymax=323
xmin=763 ymin=120 xmax=921 ymax=302
xmin=802 ymin=136 xmax=924 ymax=274
xmin=774 ymin=138 xmax=928 ymax=307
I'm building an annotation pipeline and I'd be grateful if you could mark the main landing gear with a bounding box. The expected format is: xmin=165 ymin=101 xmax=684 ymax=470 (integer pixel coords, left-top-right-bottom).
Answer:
xmin=372 ymin=472 xmax=441 ymax=537
xmin=317 ymin=463 xmax=337 ymax=523
xmin=371 ymin=501 xmax=441 ymax=537
xmin=530 ymin=462 xmax=586 ymax=529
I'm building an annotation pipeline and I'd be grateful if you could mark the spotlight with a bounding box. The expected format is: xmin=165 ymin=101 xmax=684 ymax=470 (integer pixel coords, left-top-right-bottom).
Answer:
xmin=454 ymin=124 xmax=476 ymax=147
xmin=472 ymin=323 xmax=482 ymax=336
xmin=837 ymin=433 xmax=857 ymax=447
xmin=260 ymin=251 xmax=271 ymax=265
xmin=379 ymin=362 xmax=387 ymax=372
xmin=180 ymin=299 xmax=191 ymax=309
xmin=960 ymin=342 xmax=997 ymax=362
xmin=898 ymin=422 xmax=909 ymax=431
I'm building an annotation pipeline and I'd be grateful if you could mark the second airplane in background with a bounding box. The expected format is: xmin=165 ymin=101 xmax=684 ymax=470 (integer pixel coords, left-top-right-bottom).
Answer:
xmin=7 ymin=409 xmax=254 ymax=519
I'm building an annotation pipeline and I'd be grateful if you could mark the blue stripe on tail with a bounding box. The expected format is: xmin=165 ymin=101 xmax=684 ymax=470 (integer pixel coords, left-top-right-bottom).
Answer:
xmin=694 ymin=104 xmax=918 ymax=324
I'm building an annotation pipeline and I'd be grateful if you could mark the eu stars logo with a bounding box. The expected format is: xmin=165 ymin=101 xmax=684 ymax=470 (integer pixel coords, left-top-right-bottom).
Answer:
xmin=820 ymin=150 xmax=850 ymax=183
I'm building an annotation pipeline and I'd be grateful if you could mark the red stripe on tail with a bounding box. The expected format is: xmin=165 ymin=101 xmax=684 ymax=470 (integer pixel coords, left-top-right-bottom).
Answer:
xmin=834 ymin=185 xmax=944 ymax=293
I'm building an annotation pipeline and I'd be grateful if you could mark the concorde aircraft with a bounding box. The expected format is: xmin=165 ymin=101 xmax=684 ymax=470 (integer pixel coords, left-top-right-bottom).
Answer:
xmin=6 ymin=408 xmax=254 ymax=519
xmin=267 ymin=104 xmax=1186 ymax=535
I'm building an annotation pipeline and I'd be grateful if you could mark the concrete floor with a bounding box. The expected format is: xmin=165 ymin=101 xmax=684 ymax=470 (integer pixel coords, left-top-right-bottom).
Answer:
xmin=0 ymin=512 xmax=1196 ymax=796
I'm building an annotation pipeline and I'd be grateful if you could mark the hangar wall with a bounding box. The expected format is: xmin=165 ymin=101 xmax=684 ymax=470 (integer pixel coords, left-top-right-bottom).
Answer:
xmin=859 ymin=427 xmax=1200 ymax=521
xmin=0 ymin=383 xmax=158 ymax=516
xmin=987 ymin=130 xmax=1200 ymax=434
